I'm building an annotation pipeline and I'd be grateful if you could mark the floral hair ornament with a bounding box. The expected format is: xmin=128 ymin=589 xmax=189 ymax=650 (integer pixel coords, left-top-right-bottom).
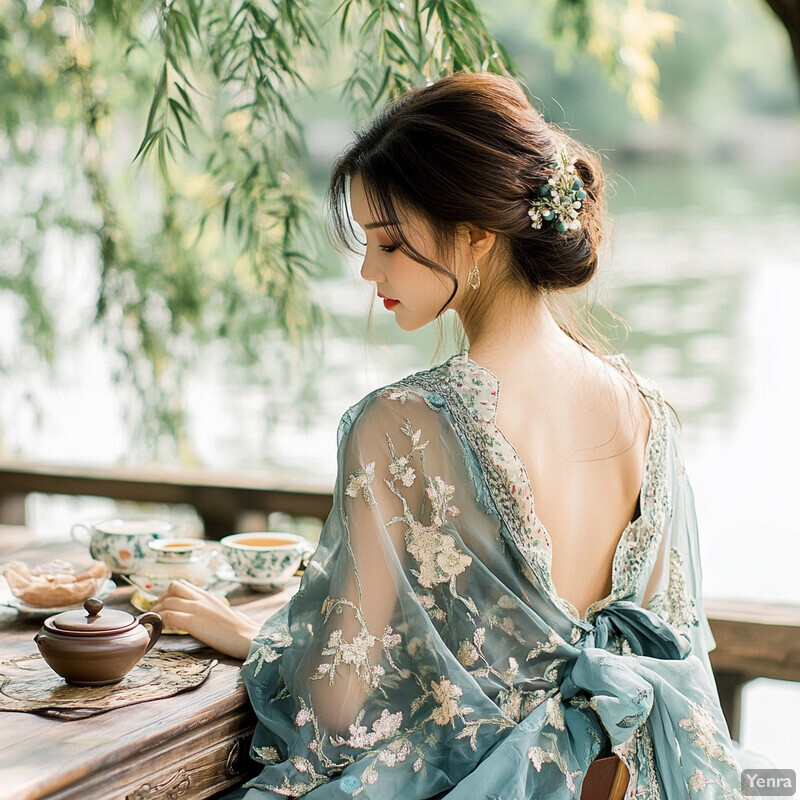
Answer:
xmin=527 ymin=148 xmax=588 ymax=234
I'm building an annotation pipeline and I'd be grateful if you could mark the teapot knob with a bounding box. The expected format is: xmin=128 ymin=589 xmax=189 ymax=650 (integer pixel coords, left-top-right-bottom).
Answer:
xmin=84 ymin=597 xmax=104 ymax=617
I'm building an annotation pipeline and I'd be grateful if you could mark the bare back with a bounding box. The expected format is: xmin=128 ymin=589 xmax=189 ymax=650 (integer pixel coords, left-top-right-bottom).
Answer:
xmin=488 ymin=348 xmax=651 ymax=619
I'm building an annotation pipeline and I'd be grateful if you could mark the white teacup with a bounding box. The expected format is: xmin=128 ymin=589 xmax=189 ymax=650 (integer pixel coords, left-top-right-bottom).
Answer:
xmin=221 ymin=532 xmax=314 ymax=591
xmin=148 ymin=538 xmax=208 ymax=565
xmin=72 ymin=517 xmax=173 ymax=573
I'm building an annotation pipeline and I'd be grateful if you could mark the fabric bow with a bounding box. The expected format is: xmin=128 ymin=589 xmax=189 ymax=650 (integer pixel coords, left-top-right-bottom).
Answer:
xmin=580 ymin=600 xmax=692 ymax=660
xmin=558 ymin=600 xmax=732 ymax=798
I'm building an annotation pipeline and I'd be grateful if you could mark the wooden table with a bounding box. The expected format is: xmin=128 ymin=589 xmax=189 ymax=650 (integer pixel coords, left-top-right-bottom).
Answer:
xmin=0 ymin=542 xmax=297 ymax=800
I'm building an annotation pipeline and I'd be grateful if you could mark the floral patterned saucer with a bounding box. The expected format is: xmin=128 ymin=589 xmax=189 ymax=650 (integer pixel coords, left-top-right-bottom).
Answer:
xmin=125 ymin=540 xmax=221 ymax=597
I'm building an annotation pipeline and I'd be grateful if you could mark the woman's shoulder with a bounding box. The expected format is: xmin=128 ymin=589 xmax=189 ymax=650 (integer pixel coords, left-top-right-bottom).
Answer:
xmin=341 ymin=351 xmax=673 ymax=429
xmin=605 ymin=353 xmax=671 ymax=416
xmin=603 ymin=353 xmax=683 ymax=483
xmin=337 ymin=357 xmax=461 ymax=446
xmin=345 ymin=352 xmax=499 ymax=421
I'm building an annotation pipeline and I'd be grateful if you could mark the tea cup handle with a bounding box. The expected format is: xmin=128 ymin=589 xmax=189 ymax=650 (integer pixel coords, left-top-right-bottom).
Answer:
xmin=137 ymin=612 xmax=164 ymax=654
xmin=71 ymin=523 xmax=92 ymax=546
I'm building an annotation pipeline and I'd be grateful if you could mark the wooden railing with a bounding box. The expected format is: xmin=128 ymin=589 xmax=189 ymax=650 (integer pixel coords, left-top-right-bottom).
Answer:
xmin=705 ymin=598 xmax=800 ymax=740
xmin=0 ymin=460 xmax=333 ymax=540
xmin=1 ymin=459 xmax=798 ymax=741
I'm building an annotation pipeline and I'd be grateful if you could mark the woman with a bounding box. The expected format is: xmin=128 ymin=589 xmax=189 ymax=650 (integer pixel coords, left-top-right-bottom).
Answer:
xmin=153 ymin=73 xmax=747 ymax=798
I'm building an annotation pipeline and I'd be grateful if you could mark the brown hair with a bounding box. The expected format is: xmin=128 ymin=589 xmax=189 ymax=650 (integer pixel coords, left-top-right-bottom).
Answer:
xmin=328 ymin=72 xmax=606 ymax=315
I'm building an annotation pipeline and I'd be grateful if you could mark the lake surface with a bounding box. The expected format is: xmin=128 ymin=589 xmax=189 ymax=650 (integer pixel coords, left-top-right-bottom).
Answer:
xmin=4 ymin=157 xmax=799 ymax=762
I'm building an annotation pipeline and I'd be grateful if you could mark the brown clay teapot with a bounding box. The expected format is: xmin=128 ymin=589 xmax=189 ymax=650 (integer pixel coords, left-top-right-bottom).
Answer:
xmin=34 ymin=597 xmax=163 ymax=686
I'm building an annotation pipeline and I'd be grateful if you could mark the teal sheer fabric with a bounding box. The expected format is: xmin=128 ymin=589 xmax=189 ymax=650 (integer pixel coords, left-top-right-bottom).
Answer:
xmin=228 ymin=353 xmax=749 ymax=799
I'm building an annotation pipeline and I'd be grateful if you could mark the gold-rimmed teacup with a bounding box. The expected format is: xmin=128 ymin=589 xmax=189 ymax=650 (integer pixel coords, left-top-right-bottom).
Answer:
xmin=221 ymin=532 xmax=314 ymax=591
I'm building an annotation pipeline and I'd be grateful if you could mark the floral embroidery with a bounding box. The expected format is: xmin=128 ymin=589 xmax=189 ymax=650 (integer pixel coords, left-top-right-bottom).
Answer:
xmin=455 ymin=626 xmax=549 ymax=724
xmin=456 ymin=715 xmax=517 ymax=750
xmin=376 ymin=740 xmax=411 ymax=767
xmin=426 ymin=475 xmax=459 ymax=524
xmin=254 ymin=757 xmax=330 ymax=797
xmin=527 ymin=733 xmax=582 ymax=793
xmin=674 ymin=702 xmax=745 ymax=799
xmin=388 ymin=455 xmax=416 ymax=487
xmin=404 ymin=519 xmax=471 ymax=589
xmin=412 ymin=592 xmax=447 ymax=622
xmin=278 ymin=698 xmax=425 ymax=796
xmin=647 ymin=547 xmax=699 ymax=633
xmin=501 ymin=657 xmax=519 ymax=684
xmin=398 ymin=419 xmax=429 ymax=458
xmin=313 ymin=626 xmax=385 ymax=689
xmin=380 ymin=419 xmax=472 ymax=592
xmin=543 ymin=658 xmax=568 ymax=684
xmin=689 ymin=769 xmax=711 ymax=791
xmin=526 ymin=629 xmax=567 ymax=662
xmin=385 ymin=419 xmax=427 ymax=490
xmin=429 ymin=677 xmax=471 ymax=726
xmin=397 ymin=357 xmax=555 ymax=600
xmin=345 ymin=461 xmax=376 ymax=507
xmin=312 ymin=598 xmax=401 ymax=692
xmin=384 ymin=388 xmax=410 ymax=404
xmin=485 ymin=605 xmax=528 ymax=645
xmin=244 ymin=624 xmax=294 ymax=676
xmin=296 ymin=706 xmax=315 ymax=727
xmin=333 ymin=709 xmax=404 ymax=748
xmin=456 ymin=640 xmax=479 ymax=667
xmin=545 ymin=692 xmax=566 ymax=731
xmin=253 ymin=745 xmax=281 ymax=762
xmin=497 ymin=688 xmax=523 ymax=721
xmin=679 ymin=701 xmax=740 ymax=772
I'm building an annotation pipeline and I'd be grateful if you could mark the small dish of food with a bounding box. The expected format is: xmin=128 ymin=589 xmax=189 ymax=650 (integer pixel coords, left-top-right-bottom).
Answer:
xmin=0 ymin=559 xmax=115 ymax=618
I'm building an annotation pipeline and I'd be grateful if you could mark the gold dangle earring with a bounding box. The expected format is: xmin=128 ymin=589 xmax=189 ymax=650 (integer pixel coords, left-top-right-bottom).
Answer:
xmin=467 ymin=260 xmax=481 ymax=291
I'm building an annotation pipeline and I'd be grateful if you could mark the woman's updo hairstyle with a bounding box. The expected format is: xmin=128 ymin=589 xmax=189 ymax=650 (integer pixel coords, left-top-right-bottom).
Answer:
xmin=328 ymin=72 xmax=605 ymax=303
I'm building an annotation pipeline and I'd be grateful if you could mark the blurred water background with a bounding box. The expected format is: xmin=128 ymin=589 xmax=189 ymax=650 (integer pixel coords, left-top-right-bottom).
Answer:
xmin=1 ymin=0 xmax=798 ymax=773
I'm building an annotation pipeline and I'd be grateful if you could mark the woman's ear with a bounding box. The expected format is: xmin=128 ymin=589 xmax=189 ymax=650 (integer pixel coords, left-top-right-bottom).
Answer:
xmin=469 ymin=228 xmax=496 ymax=261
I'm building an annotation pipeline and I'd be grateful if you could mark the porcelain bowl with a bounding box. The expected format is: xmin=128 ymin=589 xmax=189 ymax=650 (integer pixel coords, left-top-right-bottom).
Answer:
xmin=221 ymin=532 xmax=314 ymax=591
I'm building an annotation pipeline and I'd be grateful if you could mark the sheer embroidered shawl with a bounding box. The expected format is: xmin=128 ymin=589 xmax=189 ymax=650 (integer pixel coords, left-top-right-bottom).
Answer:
xmin=235 ymin=353 xmax=744 ymax=799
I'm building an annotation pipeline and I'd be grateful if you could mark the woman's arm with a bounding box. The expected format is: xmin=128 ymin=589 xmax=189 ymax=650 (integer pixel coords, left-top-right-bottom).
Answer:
xmin=303 ymin=397 xmax=416 ymax=731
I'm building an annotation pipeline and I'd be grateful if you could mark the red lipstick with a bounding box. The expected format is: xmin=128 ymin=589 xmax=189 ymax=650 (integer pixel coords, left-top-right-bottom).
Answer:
xmin=377 ymin=292 xmax=399 ymax=311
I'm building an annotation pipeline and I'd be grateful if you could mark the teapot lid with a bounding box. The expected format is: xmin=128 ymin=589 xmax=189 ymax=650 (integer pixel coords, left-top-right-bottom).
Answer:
xmin=45 ymin=598 xmax=136 ymax=634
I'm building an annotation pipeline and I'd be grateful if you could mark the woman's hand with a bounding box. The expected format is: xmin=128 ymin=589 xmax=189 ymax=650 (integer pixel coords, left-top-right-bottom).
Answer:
xmin=150 ymin=580 xmax=260 ymax=660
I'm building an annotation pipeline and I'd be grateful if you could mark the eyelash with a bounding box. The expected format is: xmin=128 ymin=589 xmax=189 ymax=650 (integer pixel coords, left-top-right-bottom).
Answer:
xmin=379 ymin=245 xmax=397 ymax=253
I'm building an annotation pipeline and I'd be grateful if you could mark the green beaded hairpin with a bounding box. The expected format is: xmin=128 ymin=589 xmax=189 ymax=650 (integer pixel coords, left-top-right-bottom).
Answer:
xmin=527 ymin=149 xmax=588 ymax=234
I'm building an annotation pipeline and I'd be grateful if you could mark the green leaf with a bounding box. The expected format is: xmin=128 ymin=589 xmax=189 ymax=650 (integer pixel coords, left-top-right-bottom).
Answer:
xmin=335 ymin=0 xmax=355 ymax=39
xmin=359 ymin=7 xmax=381 ymax=38
xmin=168 ymin=98 xmax=189 ymax=147
xmin=134 ymin=63 xmax=167 ymax=162
xmin=385 ymin=30 xmax=414 ymax=63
